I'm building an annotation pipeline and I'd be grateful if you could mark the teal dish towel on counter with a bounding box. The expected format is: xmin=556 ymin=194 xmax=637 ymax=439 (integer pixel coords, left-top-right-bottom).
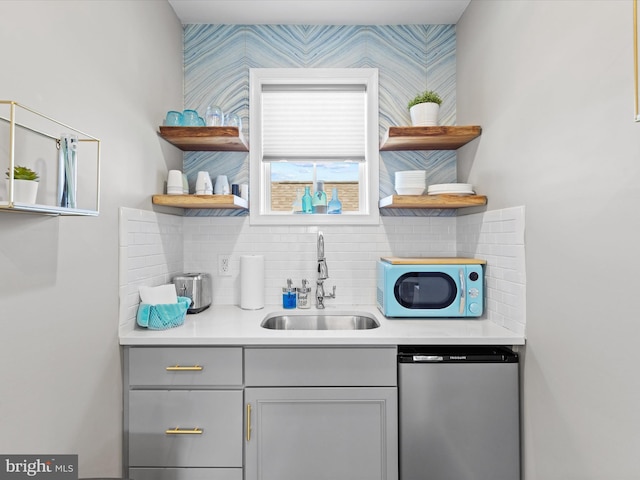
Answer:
xmin=136 ymin=296 xmax=191 ymax=330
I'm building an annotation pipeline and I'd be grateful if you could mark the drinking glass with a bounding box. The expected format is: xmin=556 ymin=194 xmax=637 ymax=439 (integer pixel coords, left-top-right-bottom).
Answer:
xmin=165 ymin=111 xmax=182 ymax=126
xmin=181 ymin=109 xmax=199 ymax=126
xmin=205 ymin=105 xmax=224 ymax=126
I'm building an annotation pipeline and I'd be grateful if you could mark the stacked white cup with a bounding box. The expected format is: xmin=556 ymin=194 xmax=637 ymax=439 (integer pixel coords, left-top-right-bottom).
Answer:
xmin=196 ymin=171 xmax=213 ymax=195
xmin=167 ymin=170 xmax=183 ymax=195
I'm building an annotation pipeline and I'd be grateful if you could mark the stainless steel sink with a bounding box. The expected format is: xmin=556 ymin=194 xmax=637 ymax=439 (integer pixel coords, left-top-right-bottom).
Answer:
xmin=261 ymin=313 xmax=380 ymax=330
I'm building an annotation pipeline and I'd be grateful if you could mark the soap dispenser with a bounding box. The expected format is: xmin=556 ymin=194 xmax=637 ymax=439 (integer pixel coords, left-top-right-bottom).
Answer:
xmin=282 ymin=278 xmax=297 ymax=309
xmin=296 ymin=279 xmax=311 ymax=309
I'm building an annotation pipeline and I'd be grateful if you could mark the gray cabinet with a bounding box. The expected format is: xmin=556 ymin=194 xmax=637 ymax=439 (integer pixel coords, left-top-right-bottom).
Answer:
xmin=124 ymin=347 xmax=243 ymax=480
xmin=244 ymin=347 xmax=398 ymax=480
xmin=124 ymin=345 xmax=398 ymax=480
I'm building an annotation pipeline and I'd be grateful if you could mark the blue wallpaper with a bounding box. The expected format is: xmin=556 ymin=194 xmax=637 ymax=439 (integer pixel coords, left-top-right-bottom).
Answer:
xmin=182 ymin=24 xmax=457 ymax=217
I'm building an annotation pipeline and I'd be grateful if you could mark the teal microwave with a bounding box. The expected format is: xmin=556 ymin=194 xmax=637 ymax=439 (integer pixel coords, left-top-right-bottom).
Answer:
xmin=376 ymin=258 xmax=485 ymax=318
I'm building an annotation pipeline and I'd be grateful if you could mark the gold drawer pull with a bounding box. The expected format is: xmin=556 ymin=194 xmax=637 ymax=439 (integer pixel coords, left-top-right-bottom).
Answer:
xmin=165 ymin=365 xmax=204 ymax=371
xmin=165 ymin=427 xmax=203 ymax=435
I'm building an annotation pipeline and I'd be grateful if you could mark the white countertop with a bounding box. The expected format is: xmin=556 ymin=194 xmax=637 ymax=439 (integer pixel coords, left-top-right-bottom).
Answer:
xmin=119 ymin=304 xmax=525 ymax=346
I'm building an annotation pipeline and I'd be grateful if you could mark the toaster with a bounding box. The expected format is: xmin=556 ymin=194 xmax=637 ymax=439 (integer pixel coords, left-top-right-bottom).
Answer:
xmin=172 ymin=273 xmax=212 ymax=313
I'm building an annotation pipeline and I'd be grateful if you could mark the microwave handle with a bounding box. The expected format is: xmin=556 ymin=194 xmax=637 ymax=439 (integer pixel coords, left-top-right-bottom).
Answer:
xmin=459 ymin=268 xmax=465 ymax=315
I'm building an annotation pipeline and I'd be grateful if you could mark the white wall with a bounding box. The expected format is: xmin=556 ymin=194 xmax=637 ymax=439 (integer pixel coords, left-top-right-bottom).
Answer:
xmin=457 ymin=1 xmax=640 ymax=478
xmin=0 ymin=1 xmax=183 ymax=475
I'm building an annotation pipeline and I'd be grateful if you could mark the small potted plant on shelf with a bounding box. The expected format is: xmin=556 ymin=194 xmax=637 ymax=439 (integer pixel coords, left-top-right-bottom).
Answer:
xmin=408 ymin=90 xmax=442 ymax=126
xmin=5 ymin=165 xmax=39 ymax=204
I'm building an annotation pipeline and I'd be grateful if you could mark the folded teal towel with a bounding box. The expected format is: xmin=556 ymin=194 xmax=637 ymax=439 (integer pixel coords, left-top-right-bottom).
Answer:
xmin=137 ymin=296 xmax=191 ymax=330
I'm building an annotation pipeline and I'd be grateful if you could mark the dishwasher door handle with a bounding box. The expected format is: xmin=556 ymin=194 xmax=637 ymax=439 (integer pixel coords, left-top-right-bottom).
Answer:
xmin=412 ymin=355 xmax=444 ymax=362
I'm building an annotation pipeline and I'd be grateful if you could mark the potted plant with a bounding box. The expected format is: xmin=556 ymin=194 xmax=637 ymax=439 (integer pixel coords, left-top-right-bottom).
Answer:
xmin=408 ymin=90 xmax=442 ymax=126
xmin=5 ymin=165 xmax=39 ymax=204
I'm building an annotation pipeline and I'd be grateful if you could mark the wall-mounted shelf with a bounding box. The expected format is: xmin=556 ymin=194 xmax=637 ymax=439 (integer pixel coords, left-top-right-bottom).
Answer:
xmin=0 ymin=100 xmax=101 ymax=216
xmin=0 ymin=201 xmax=99 ymax=216
xmin=152 ymin=194 xmax=248 ymax=210
xmin=158 ymin=126 xmax=249 ymax=152
xmin=379 ymin=125 xmax=482 ymax=151
xmin=379 ymin=194 xmax=487 ymax=209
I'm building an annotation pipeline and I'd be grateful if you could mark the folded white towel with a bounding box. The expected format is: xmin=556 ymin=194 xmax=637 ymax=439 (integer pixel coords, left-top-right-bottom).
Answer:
xmin=139 ymin=284 xmax=178 ymax=305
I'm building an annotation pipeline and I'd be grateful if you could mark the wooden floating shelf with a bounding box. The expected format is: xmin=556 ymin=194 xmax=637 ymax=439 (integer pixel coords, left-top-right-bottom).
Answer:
xmin=152 ymin=194 xmax=248 ymax=210
xmin=379 ymin=194 xmax=487 ymax=209
xmin=380 ymin=125 xmax=482 ymax=151
xmin=158 ymin=126 xmax=249 ymax=152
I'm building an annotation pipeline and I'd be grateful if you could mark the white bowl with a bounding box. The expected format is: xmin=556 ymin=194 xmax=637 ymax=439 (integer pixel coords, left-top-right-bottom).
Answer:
xmin=396 ymin=179 xmax=425 ymax=185
xmin=395 ymin=187 xmax=425 ymax=195
xmin=396 ymin=176 xmax=426 ymax=182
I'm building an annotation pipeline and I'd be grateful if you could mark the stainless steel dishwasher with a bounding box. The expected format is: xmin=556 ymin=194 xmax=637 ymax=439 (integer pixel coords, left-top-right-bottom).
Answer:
xmin=398 ymin=346 xmax=520 ymax=480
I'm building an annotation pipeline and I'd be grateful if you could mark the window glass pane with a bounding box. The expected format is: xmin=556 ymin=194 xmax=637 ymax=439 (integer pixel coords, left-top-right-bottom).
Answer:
xmin=316 ymin=163 xmax=359 ymax=181
xmin=270 ymin=162 xmax=360 ymax=212
xmin=271 ymin=162 xmax=314 ymax=182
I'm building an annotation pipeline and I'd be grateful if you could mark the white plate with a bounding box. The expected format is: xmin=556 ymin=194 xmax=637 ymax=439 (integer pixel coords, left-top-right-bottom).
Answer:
xmin=427 ymin=190 xmax=475 ymax=196
xmin=427 ymin=188 xmax=474 ymax=194
xmin=428 ymin=183 xmax=473 ymax=191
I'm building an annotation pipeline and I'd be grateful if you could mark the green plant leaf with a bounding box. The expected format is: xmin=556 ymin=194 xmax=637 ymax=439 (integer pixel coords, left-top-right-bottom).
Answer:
xmin=408 ymin=90 xmax=442 ymax=109
xmin=5 ymin=165 xmax=39 ymax=181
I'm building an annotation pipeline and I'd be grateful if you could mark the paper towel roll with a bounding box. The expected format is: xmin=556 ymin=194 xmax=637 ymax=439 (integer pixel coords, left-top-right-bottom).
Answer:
xmin=240 ymin=255 xmax=264 ymax=310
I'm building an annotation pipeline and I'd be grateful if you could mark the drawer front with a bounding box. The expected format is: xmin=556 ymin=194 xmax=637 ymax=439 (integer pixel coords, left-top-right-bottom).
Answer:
xmin=245 ymin=347 xmax=397 ymax=387
xmin=127 ymin=347 xmax=242 ymax=387
xmin=128 ymin=390 xmax=243 ymax=467
xmin=129 ymin=468 xmax=242 ymax=480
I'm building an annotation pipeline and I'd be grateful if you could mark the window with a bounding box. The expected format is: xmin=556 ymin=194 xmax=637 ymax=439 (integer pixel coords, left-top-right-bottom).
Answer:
xmin=249 ymin=68 xmax=379 ymax=225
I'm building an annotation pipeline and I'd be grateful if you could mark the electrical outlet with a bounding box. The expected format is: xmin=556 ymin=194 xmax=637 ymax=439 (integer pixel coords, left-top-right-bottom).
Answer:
xmin=218 ymin=254 xmax=232 ymax=276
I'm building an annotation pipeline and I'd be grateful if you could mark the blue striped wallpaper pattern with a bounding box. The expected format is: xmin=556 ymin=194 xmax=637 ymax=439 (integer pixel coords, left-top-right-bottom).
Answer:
xmin=182 ymin=24 xmax=457 ymax=217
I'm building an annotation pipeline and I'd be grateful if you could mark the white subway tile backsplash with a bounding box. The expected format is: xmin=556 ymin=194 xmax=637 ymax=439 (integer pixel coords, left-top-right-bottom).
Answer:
xmin=457 ymin=206 xmax=526 ymax=335
xmin=118 ymin=208 xmax=184 ymax=333
xmin=119 ymin=206 xmax=526 ymax=336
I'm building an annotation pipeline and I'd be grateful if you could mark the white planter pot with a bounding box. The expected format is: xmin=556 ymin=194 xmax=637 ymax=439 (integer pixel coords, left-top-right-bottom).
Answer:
xmin=409 ymin=102 xmax=440 ymax=126
xmin=6 ymin=179 xmax=39 ymax=204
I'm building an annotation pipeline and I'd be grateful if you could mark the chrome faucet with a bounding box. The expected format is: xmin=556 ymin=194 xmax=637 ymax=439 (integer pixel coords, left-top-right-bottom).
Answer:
xmin=316 ymin=231 xmax=336 ymax=309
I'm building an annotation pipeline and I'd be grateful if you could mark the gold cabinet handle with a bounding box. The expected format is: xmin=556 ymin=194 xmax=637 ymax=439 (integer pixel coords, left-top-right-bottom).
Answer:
xmin=246 ymin=403 xmax=252 ymax=442
xmin=165 ymin=427 xmax=203 ymax=435
xmin=165 ymin=365 xmax=204 ymax=371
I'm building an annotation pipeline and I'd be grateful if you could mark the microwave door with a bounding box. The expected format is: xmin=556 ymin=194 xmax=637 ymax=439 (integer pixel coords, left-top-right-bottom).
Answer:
xmin=395 ymin=273 xmax=457 ymax=310
xmin=399 ymin=280 xmax=419 ymax=304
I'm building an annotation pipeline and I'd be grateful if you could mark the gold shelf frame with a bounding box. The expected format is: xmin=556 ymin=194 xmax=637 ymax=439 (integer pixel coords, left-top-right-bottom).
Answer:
xmin=0 ymin=100 xmax=101 ymax=215
xmin=634 ymin=0 xmax=639 ymax=121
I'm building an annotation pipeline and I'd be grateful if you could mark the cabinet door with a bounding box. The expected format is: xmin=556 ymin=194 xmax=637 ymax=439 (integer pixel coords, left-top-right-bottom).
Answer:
xmin=245 ymin=387 xmax=398 ymax=480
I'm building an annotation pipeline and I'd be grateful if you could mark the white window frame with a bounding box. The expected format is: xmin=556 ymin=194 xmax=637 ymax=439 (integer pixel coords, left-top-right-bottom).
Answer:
xmin=249 ymin=68 xmax=380 ymax=226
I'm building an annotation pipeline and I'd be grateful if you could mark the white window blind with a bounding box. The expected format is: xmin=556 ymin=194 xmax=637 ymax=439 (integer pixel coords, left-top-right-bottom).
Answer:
xmin=261 ymin=84 xmax=366 ymax=162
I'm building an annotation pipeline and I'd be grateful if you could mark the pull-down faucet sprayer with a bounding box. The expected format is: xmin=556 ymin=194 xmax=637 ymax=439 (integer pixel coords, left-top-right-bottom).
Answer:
xmin=316 ymin=231 xmax=335 ymax=309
